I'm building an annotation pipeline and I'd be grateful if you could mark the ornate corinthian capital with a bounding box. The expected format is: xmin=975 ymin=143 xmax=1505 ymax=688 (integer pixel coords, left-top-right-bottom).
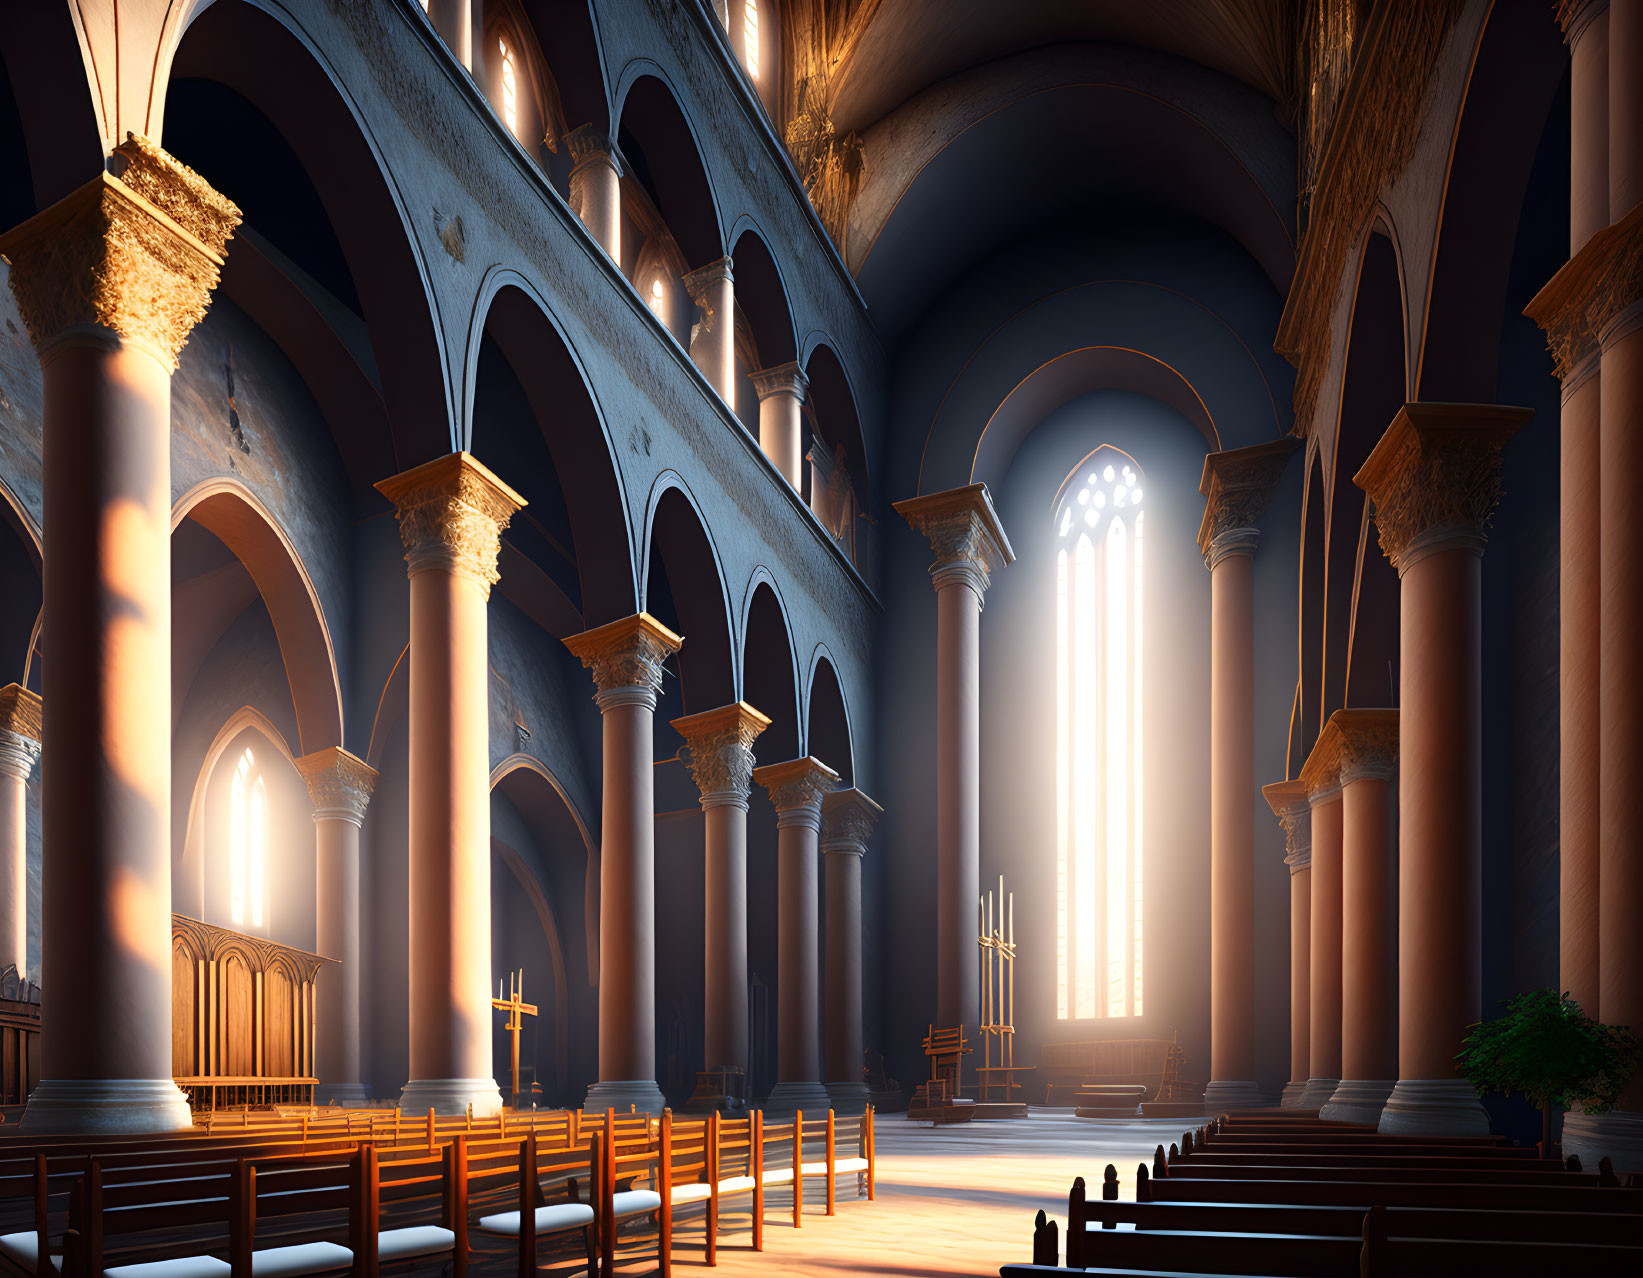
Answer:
xmin=295 ymin=747 xmax=378 ymax=827
xmin=1352 ymin=403 xmax=1530 ymax=574
xmin=1196 ymin=438 xmax=1298 ymax=568
xmin=820 ymin=787 xmax=882 ymax=856
xmin=682 ymin=256 xmax=734 ymax=321
xmin=565 ymin=123 xmax=621 ymax=173
xmin=672 ymin=701 xmax=771 ymax=810
xmin=753 ymin=756 xmax=839 ymax=832
xmin=374 ymin=453 xmax=526 ymax=595
xmin=1262 ymin=779 xmax=1312 ymax=873
xmin=750 ymin=361 xmax=809 ymax=404
xmin=1525 ymin=200 xmax=1643 ymax=378
xmin=894 ymin=483 xmax=1015 ymax=599
xmin=0 ymin=684 xmax=43 ymax=782
xmin=1328 ymin=708 xmax=1399 ymax=784
xmin=564 ymin=613 xmax=684 ymax=711
xmin=0 ymin=133 xmax=241 ymax=370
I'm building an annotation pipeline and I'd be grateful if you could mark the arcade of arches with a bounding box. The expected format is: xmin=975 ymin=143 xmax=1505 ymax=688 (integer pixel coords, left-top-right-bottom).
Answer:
xmin=0 ymin=0 xmax=1640 ymax=1211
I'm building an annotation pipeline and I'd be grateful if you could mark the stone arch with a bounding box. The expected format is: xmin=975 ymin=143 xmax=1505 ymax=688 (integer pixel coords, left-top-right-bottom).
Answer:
xmin=640 ymin=477 xmax=736 ymax=713
xmin=728 ymin=221 xmax=798 ymax=368
xmin=804 ymin=649 xmax=853 ymax=785
xmin=163 ymin=0 xmax=453 ymax=464
xmin=1292 ymin=445 xmax=1328 ymax=777
xmin=611 ymin=66 xmax=724 ymax=268
xmin=801 ymin=340 xmax=871 ymax=534
xmin=0 ymin=476 xmax=40 ymax=688
xmin=467 ymin=271 xmax=636 ymax=629
xmin=0 ymin=1 xmax=104 ymax=214
xmin=739 ymin=573 xmax=801 ymax=763
xmin=515 ymin=0 xmax=612 ymax=137
xmin=172 ymin=479 xmax=344 ymax=756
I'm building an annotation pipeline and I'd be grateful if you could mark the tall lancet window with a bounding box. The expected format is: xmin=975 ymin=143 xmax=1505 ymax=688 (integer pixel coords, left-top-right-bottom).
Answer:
xmin=498 ymin=34 xmax=520 ymax=138
xmin=1054 ymin=448 xmax=1144 ymax=1019
xmin=230 ymin=746 xmax=268 ymax=930
xmin=744 ymin=0 xmax=761 ymax=79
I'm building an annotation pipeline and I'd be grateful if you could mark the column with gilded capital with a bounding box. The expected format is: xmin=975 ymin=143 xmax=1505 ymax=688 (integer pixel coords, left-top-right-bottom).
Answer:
xmin=754 ymin=757 xmax=838 ymax=1114
xmin=565 ymin=613 xmax=683 ymax=1115
xmin=566 ymin=124 xmax=622 ymax=260
xmin=376 ymin=453 xmax=524 ymax=1117
xmin=750 ymin=362 xmax=808 ymax=488
xmin=821 ymin=787 xmax=880 ymax=1114
xmin=1318 ymin=709 xmax=1399 ymax=1125
xmin=672 ymin=701 xmax=769 ymax=1103
xmin=894 ymin=486 xmax=1012 ymax=1035
xmin=296 ymin=747 xmax=377 ymax=1106
xmin=1262 ymin=780 xmax=1310 ymax=1108
xmin=683 ymin=257 xmax=736 ymax=403
xmin=0 ymin=686 xmax=41 ymax=978
xmin=1298 ymin=740 xmax=1342 ymax=1110
xmin=3 ymin=136 xmax=239 ymax=1133
xmin=1199 ymin=439 xmax=1296 ymax=1111
xmin=1355 ymin=403 xmax=1528 ymax=1134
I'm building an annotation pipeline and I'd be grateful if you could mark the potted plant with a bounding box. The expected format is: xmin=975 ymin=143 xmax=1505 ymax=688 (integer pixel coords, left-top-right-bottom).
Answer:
xmin=1456 ymin=988 xmax=1641 ymax=1153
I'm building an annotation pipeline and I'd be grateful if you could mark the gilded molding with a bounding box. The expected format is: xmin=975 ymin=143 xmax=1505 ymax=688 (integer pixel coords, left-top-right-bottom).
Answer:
xmin=753 ymin=756 xmax=839 ymax=831
xmin=374 ymin=453 xmax=526 ymax=595
xmin=1196 ymin=438 xmax=1298 ymax=566
xmin=1262 ymin=779 xmax=1311 ymax=873
xmin=0 ymin=684 xmax=43 ymax=743
xmin=295 ymin=747 xmax=378 ymax=826
xmin=564 ymin=612 xmax=684 ymax=703
xmin=893 ymin=483 xmax=1015 ymax=599
xmin=1352 ymin=403 xmax=1530 ymax=575
xmin=0 ymin=133 xmax=241 ymax=371
xmin=1525 ymin=200 xmax=1643 ymax=379
xmin=820 ymin=787 xmax=882 ymax=855
xmin=1301 ymin=708 xmax=1399 ymax=801
xmin=750 ymin=360 xmax=809 ymax=403
xmin=672 ymin=701 xmax=771 ymax=810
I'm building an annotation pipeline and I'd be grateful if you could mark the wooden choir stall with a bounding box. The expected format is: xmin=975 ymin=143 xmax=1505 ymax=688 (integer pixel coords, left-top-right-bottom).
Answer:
xmin=170 ymin=915 xmax=333 ymax=1110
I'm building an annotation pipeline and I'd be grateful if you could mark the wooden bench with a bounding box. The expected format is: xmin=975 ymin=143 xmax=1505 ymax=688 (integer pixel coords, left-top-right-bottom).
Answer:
xmin=1039 ymin=1035 xmax=1186 ymax=1106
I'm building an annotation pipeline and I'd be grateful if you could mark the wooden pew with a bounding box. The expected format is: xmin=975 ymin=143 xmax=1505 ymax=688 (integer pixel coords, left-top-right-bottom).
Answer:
xmin=468 ymin=1132 xmax=596 ymax=1278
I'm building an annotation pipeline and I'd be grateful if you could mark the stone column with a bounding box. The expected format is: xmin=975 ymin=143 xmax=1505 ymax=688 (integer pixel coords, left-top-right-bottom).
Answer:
xmin=565 ymin=613 xmax=683 ymax=1116
xmin=1 ymin=136 xmax=239 ymax=1133
xmin=821 ymin=787 xmax=881 ymax=1115
xmin=750 ymin=362 xmax=808 ymax=488
xmin=893 ymin=486 xmax=1013 ymax=1036
xmin=683 ymin=257 xmax=736 ymax=404
xmin=1198 ymin=439 xmax=1296 ymax=1112
xmin=1319 ymin=709 xmax=1399 ymax=1125
xmin=0 ymin=687 xmax=41 ymax=979
xmin=376 ymin=453 xmax=524 ymax=1118
xmin=1355 ymin=402 xmax=1528 ymax=1135
xmin=295 ymin=747 xmax=377 ymax=1107
xmin=565 ymin=124 xmax=621 ymax=261
xmin=1299 ymin=741 xmax=1343 ymax=1112
xmin=753 ymin=756 xmax=838 ymax=1114
xmin=1262 ymin=780 xmax=1311 ymax=1108
xmin=428 ymin=0 xmax=486 ymax=85
xmin=672 ymin=701 xmax=769 ymax=1104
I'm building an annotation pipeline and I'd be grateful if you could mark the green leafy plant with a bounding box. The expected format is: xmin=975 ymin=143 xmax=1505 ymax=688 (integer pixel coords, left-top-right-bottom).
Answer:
xmin=1456 ymin=988 xmax=1641 ymax=1152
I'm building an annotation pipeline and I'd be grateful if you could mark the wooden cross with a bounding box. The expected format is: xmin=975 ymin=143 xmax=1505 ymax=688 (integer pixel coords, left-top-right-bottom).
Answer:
xmin=491 ymin=969 xmax=537 ymax=1101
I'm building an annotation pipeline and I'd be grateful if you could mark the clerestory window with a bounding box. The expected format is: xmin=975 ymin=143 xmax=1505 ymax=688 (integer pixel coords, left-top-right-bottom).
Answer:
xmin=229 ymin=746 xmax=267 ymax=930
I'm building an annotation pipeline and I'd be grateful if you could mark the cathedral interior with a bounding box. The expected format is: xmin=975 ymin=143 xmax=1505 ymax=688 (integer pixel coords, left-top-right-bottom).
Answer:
xmin=0 ymin=1 xmax=1640 ymax=1275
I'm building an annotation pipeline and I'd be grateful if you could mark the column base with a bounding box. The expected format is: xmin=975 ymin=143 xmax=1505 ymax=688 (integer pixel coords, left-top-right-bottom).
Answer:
xmin=1377 ymin=1079 xmax=1490 ymax=1137
xmin=1562 ymin=1108 xmax=1643 ymax=1174
xmin=1297 ymin=1077 xmax=1339 ymax=1110
xmin=1202 ymin=1080 xmax=1267 ymax=1113
xmin=581 ymin=1078 xmax=667 ymax=1117
xmin=1319 ymin=1079 xmax=1395 ymax=1125
xmin=316 ymin=1083 xmax=372 ymax=1108
xmin=824 ymin=1080 xmax=871 ymax=1115
xmin=399 ymin=1077 xmax=503 ymax=1118
xmin=763 ymin=1080 xmax=834 ymax=1116
xmin=1279 ymin=1080 xmax=1308 ymax=1108
xmin=21 ymin=1078 xmax=193 ymax=1134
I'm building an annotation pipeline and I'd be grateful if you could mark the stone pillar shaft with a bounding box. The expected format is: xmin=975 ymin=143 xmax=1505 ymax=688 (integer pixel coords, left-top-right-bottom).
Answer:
xmin=755 ymin=757 xmax=837 ymax=1114
xmin=566 ymin=125 xmax=621 ymax=261
xmin=821 ymin=788 xmax=880 ymax=1114
xmin=3 ymin=136 xmax=239 ymax=1134
xmin=0 ymin=687 xmax=41 ymax=978
xmin=1354 ymin=402 xmax=1526 ymax=1136
xmin=1569 ymin=2 xmax=1610 ymax=252
xmin=1305 ymin=789 xmax=1343 ymax=1109
xmin=567 ymin=613 xmax=683 ymax=1116
xmin=1610 ymin=0 xmax=1642 ymax=222
xmin=683 ymin=257 xmax=736 ymax=404
xmin=429 ymin=0 xmax=485 ymax=83
xmin=751 ymin=362 xmax=808 ymax=488
xmin=894 ymin=486 xmax=1012 ymax=1038
xmin=1263 ymin=780 xmax=1310 ymax=1107
xmin=377 ymin=453 xmax=524 ymax=1118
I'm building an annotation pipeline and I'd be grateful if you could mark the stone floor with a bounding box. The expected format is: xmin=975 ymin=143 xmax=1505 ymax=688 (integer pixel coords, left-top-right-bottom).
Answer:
xmin=569 ymin=1109 xmax=1209 ymax=1277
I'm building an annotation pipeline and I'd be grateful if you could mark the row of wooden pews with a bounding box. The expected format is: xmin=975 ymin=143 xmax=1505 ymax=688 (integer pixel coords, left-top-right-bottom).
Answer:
xmin=0 ymin=1104 xmax=875 ymax=1278
xmin=1003 ymin=1111 xmax=1643 ymax=1277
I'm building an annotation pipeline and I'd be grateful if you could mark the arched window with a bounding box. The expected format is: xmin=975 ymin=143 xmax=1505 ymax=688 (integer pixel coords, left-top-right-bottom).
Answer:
xmin=744 ymin=0 xmax=761 ymax=79
xmin=229 ymin=746 xmax=268 ymax=930
xmin=1054 ymin=448 xmax=1144 ymax=1020
xmin=498 ymin=34 xmax=520 ymax=137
